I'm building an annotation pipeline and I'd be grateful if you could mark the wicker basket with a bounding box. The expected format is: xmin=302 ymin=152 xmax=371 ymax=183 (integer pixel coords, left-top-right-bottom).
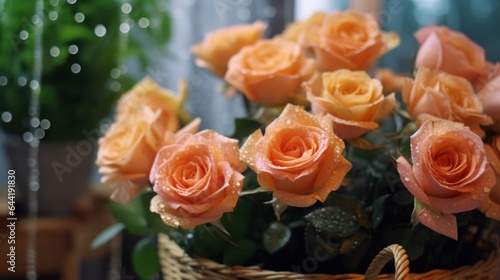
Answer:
xmin=158 ymin=233 xmax=500 ymax=280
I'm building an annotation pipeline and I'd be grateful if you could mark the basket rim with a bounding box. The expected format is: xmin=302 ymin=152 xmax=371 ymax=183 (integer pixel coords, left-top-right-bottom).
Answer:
xmin=157 ymin=233 xmax=500 ymax=280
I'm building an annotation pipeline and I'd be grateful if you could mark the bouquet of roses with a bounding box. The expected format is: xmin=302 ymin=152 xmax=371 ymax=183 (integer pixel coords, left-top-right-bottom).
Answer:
xmin=93 ymin=10 xmax=500 ymax=279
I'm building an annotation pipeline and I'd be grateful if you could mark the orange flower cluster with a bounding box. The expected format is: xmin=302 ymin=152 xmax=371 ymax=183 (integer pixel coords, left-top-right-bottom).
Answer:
xmin=394 ymin=25 xmax=500 ymax=239
xmin=96 ymin=10 xmax=499 ymax=241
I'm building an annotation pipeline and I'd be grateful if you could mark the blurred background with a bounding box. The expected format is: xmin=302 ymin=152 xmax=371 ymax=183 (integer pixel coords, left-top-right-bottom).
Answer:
xmin=1 ymin=0 xmax=499 ymax=279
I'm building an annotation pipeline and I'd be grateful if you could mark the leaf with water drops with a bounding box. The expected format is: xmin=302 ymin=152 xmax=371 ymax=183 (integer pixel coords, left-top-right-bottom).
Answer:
xmin=263 ymin=222 xmax=291 ymax=254
xmin=304 ymin=206 xmax=360 ymax=239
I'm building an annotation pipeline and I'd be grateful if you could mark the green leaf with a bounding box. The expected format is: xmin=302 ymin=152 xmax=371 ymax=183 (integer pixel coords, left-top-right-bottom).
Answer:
xmin=305 ymin=206 xmax=360 ymax=239
xmin=263 ymin=222 xmax=291 ymax=254
xmin=372 ymin=194 xmax=390 ymax=229
xmin=132 ymin=238 xmax=161 ymax=280
xmin=221 ymin=199 xmax=252 ymax=240
xmin=223 ymin=239 xmax=257 ymax=266
xmin=107 ymin=195 xmax=148 ymax=235
xmin=325 ymin=193 xmax=371 ymax=229
xmin=193 ymin=226 xmax=227 ymax=257
xmin=91 ymin=223 xmax=125 ymax=249
xmin=231 ymin=118 xmax=262 ymax=141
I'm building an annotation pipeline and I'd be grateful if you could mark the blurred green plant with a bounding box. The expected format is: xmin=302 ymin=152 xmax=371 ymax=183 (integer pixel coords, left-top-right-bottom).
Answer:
xmin=0 ymin=0 xmax=171 ymax=140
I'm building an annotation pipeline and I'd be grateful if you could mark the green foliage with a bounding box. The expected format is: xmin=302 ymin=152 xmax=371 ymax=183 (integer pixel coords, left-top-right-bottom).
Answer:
xmin=263 ymin=222 xmax=291 ymax=254
xmin=132 ymin=237 xmax=161 ymax=280
xmin=91 ymin=223 xmax=125 ymax=249
xmin=0 ymin=0 xmax=171 ymax=140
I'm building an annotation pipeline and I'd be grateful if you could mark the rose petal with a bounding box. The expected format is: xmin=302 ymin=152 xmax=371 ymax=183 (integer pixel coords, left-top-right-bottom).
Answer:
xmin=417 ymin=208 xmax=458 ymax=240
xmin=397 ymin=156 xmax=432 ymax=206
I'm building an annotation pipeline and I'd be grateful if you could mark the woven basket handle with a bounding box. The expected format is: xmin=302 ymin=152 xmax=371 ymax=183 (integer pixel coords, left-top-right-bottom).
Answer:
xmin=364 ymin=244 xmax=410 ymax=280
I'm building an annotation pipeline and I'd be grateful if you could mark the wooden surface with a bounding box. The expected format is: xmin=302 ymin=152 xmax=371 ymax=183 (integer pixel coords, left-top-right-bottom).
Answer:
xmin=0 ymin=184 xmax=116 ymax=279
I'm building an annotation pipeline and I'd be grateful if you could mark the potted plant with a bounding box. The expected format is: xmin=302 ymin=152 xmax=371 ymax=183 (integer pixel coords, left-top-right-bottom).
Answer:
xmin=0 ymin=0 xmax=171 ymax=216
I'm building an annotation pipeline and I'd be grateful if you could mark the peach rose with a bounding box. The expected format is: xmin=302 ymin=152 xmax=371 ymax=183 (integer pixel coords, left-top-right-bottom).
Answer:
xmin=149 ymin=130 xmax=245 ymax=229
xmin=116 ymin=77 xmax=183 ymax=132
xmin=239 ymin=104 xmax=352 ymax=207
xmin=397 ymin=120 xmax=495 ymax=239
xmin=479 ymin=136 xmax=500 ymax=220
xmin=402 ymin=67 xmax=492 ymax=138
xmin=280 ymin=11 xmax=326 ymax=44
xmin=191 ymin=21 xmax=267 ymax=78
xmin=96 ymin=107 xmax=201 ymax=204
xmin=307 ymin=10 xmax=399 ymax=71
xmin=478 ymin=68 xmax=500 ymax=131
xmin=225 ymin=38 xmax=316 ymax=106
xmin=306 ymin=69 xmax=396 ymax=139
xmin=414 ymin=25 xmax=492 ymax=83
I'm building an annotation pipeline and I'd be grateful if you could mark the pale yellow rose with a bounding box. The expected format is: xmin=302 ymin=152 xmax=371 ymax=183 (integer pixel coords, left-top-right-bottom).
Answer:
xmin=414 ymin=25 xmax=492 ymax=84
xmin=150 ymin=130 xmax=245 ymax=229
xmin=479 ymin=136 xmax=500 ymax=220
xmin=191 ymin=21 xmax=267 ymax=78
xmin=402 ymin=67 xmax=492 ymax=138
xmin=116 ymin=77 xmax=184 ymax=132
xmin=225 ymin=38 xmax=316 ymax=106
xmin=307 ymin=10 xmax=399 ymax=71
xmin=306 ymin=69 xmax=396 ymax=139
xmin=240 ymin=104 xmax=352 ymax=207
xmin=280 ymin=11 xmax=326 ymax=44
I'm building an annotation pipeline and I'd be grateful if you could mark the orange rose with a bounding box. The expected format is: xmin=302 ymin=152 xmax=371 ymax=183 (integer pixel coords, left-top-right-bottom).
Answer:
xmin=414 ymin=25 xmax=492 ymax=83
xmin=402 ymin=67 xmax=492 ymax=138
xmin=307 ymin=10 xmax=399 ymax=71
xmin=280 ymin=11 xmax=326 ymax=44
xmin=479 ymin=136 xmax=500 ymax=220
xmin=240 ymin=104 xmax=352 ymax=207
xmin=306 ymin=69 xmax=396 ymax=139
xmin=149 ymin=130 xmax=245 ymax=229
xmin=97 ymin=98 xmax=201 ymax=204
xmin=116 ymin=77 xmax=183 ymax=132
xmin=478 ymin=69 xmax=500 ymax=131
xmin=397 ymin=120 xmax=495 ymax=239
xmin=191 ymin=21 xmax=267 ymax=78
xmin=225 ymin=38 xmax=316 ymax=106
